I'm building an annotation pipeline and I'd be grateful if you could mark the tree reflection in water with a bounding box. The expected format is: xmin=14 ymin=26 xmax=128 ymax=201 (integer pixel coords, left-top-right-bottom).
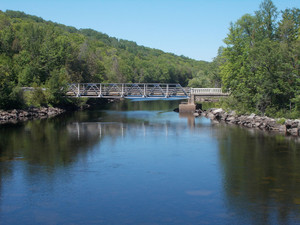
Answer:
xmin=1 ymin=99 xmax=299 ymax=224
xmin=217 ymin=125 xmax=300 ymax=224
xmin=0 ymin=100 xmax=190 ymax=167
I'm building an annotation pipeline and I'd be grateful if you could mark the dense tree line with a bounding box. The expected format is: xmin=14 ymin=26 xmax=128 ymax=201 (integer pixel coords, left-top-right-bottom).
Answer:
xmin=220 ymin=0 xmax=299 ymax=118
xmin=1 ymin=1 xmax=298 ymax=119
xmin=0 ymin=10 xmax=210 ymax=109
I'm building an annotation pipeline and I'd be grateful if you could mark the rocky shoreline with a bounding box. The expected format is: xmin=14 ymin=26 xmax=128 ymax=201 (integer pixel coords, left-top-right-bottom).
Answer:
xmin=195 ymin=108 xmax=300 ymax=137
xmin=0 ymin=107 xmax=66 ymax=124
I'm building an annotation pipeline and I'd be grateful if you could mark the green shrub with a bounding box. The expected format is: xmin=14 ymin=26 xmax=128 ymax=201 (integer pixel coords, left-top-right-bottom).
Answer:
xmin=265 ymin=106 xmax=300 ymax=119
xmin=277 ymin=118 xmax=286 ymax=125
xmin=9 ymin=87 xmax=25 ymax=109
xmin=24 ymin=88 xmax=47 ymax=107
xmin=45 ymin=68 xmax=68 ymax=106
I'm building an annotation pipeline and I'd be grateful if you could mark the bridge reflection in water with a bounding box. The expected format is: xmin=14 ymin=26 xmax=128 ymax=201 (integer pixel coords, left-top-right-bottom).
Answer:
xmin=68 ymin=114 xmax=196 ymax=140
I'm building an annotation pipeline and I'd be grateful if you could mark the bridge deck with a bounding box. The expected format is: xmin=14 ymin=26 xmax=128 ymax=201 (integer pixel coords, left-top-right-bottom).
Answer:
xmin=66 ymin=83 xmax=229 ymax=99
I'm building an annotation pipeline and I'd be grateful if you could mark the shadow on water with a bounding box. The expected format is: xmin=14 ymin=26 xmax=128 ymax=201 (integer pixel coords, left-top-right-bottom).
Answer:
xmin=216 ymin=125 xmax=300 ymax=224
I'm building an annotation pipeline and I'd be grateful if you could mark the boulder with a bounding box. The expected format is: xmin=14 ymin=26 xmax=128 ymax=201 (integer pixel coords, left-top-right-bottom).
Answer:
xmin=198 ymin=107 xmax=300 ymax=136
xmin=229 ymin=111 xmax=236 ymax=116
xmin=247 ymin=113 xmax=256 ymax=120
xmin=291 ymin=121 xmax=299 ymax=128
xmin=279 ymin=125 xmax=286 ymax=133
xmin=255 ymin=122 xmax=261 ymax=127
xmin=212 ymin=108 xmax=224 ymax=114
xmin=287 ymin=128 xmax=299 ymax=136
xmin=207 ymin=112 xmax=215 ymax=120
xmin=226 ymin=116 xmax=236 ymax=122
xmin=220 ymin=113 xmax=228 ymax=121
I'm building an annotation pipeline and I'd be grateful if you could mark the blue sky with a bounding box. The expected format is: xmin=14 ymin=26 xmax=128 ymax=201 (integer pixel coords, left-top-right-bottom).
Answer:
xmin=1 ymin=0 xmax=299 ymax=61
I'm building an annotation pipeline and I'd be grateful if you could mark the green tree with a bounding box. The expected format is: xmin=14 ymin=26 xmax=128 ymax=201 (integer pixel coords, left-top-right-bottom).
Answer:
xmin=220 ymin=0 xmax=300 ymax=117
xmin=46 ymin=68 xmax=68 ymax=106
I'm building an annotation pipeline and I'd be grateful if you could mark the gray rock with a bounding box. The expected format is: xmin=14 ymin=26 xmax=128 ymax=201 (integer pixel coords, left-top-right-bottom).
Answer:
xmin=207 ymin=112 xmax=215 ymax=120
xmin=279 ymin=125 xmax=286 ymax=133
xmin=201 ymin=112 xmax=207 ymax=117
xmin=291 ymin=121 xmax=299 ymax=128
xmin=247 ymin=113 xmax=256 ymax=120
xmin=255 ymin=122 xmax=261 ymax=127
xmin=212 ymin=108 xmax=224 ymax=114
xmin=286 ymin=128 xmax=299 ymax=136
xmin=0 ymin=107 xmax=65 ymax=124
xmin=228 ymin=111 xmax=236 ymax=116
xmin=226 ymin=116 xmax=236 ymax=122
xmin=220 ymin=113 xmax=228 ymax=121
xmin=198 ymin=108 xmax=300 ymax=136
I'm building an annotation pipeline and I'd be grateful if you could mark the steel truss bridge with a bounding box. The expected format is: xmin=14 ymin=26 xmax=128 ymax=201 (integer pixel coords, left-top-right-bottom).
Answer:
xmin=66 ymin=83 xmax=229 ymax=99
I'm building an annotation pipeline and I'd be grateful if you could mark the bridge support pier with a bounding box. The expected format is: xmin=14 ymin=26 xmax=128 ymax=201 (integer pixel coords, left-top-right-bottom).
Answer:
xmin=179 ymin=94 xmax=195 ymax=113
xmin=188 ymin=94 xmax=195 ymax=104
xmin=179 ymin=103 xmax=196 ymax=113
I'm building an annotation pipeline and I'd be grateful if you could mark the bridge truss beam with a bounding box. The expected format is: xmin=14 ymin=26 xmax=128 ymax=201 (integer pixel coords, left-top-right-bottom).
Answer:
xmin=67 ymin=83 xmax=190 ymax=99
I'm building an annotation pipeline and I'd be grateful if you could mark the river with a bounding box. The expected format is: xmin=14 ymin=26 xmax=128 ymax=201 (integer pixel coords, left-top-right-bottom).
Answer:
xmin=0 ymin=100 xmax=300 ymax=225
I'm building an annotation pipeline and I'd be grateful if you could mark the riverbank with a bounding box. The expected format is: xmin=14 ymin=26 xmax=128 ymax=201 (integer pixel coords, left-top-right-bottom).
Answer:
xmin=0 ymin=98 xmax=120 ymax=125
xmin=0 ymin=107 xmax=66 ymax=124
xmin=196 ymin=108 xmax=300 ymax=136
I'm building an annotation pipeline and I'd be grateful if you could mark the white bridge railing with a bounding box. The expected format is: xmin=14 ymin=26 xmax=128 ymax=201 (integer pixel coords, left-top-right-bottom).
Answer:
xmin=191 ymin=88 xmax=229 ymax=96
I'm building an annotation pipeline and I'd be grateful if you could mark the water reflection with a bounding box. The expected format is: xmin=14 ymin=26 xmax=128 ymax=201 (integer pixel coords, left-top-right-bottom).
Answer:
xmin=0 ymin=100 xmax=195 ymax=167
xmin=217 ymin=126 xmax=300 ymax=224
xmin=0 ymin=120 xmax=98 ymax=167
xmin=0 ymin=106 xmax=191 ymax=189
xmin=0 ymin=100 xmax=300 ymax=224
xmin=69 ymin=117 xmax=196 ymax=140
xmin=179 ymin=113 xmax=195 ymax=129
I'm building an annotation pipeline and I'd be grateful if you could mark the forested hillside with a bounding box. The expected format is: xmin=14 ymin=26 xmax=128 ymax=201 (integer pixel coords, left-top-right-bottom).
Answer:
xmin=0 ymin=10 xmax=213 ymax=109
xmin=1 ymin=0 xmax=298 ymax=119
xmin=220 ymin=0 xmax=300 ymax=118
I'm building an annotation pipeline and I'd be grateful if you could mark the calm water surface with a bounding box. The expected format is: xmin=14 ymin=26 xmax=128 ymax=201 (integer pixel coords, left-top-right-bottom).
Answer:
xmin=0 ymin=100 xmax=300 ymax=225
